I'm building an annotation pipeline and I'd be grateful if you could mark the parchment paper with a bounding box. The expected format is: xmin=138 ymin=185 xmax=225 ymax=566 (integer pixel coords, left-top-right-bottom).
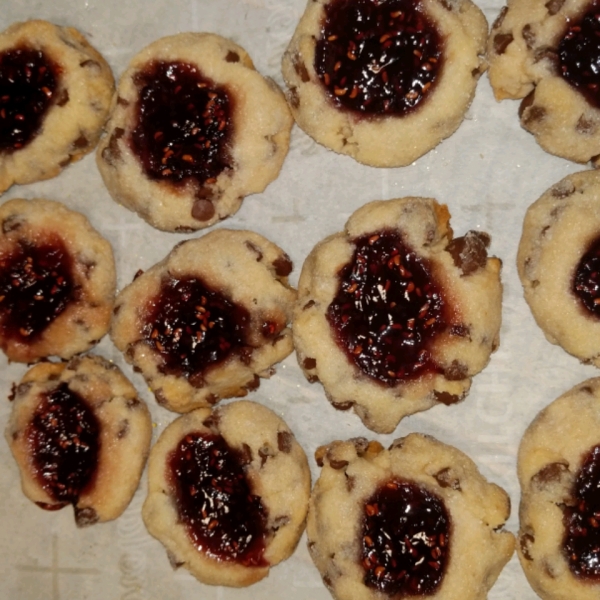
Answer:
xmin=0 ymin=1 xmax=592 ymax=598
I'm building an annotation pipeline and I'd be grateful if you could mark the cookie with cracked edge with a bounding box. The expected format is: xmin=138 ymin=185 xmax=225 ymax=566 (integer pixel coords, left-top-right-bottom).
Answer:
xmin=97 ymin=32 xmax=293 ymax=232
xmin=110 ymin=228 xmax=296 ymax=412
xmin=0 ymin=20 xmax=114 ymax=194
xmin=142 ymin=400 xmax=311 ymax=587
xmin=5 ymin=354 xmax=152 ymax=526
xmin=517 ymin=377 xmax=600 ymax=599
xmin=0 ymin=198 xmax=116 ymax=363
xmin=281 ymin=0 xmax=488 ymax=167
xmin=308 ymin=434 xmax=515 ymax=600
xmin=293 ymin=197 xmax=502 ymax=434
xmin=487 ymin=0 xmax=600 ymax=164
xmin=517 ymin=170 xmax=600 ymax=366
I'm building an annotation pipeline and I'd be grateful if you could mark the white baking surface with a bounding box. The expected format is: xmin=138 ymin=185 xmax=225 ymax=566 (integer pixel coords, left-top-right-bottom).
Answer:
xmin=0 ymin=0 xmax=592 ymax=598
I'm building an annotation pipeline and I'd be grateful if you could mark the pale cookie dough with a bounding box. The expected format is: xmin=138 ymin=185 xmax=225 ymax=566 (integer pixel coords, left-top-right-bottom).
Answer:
xmin=293 ymin=197 xmax=502 ymax=434
xmin=0 ymin=198 xmax=116 ymax=363
xmin=487 ymin=0 xmax=600 ymax=163
xmin=142 ymin=400 xmax=311 ymax=587
xmin=517 ymin=378 xmax=600 ymax=599
xmin=517 ymin=170 xmax=600 ymax=366
xmin=111 ymin=229 xmax=296 ymax=412
xmin=281 ymin=0 xmax=488 ymax=167
xmin=0 ymin=20 xmax=114 ymax=194
xmin=5 ymin=354 xmax=152 ymax=526
xmin=97 ymin=32 xmax=293 ymax=232
xmin=308 ymin=434 xmax=515 ymax=600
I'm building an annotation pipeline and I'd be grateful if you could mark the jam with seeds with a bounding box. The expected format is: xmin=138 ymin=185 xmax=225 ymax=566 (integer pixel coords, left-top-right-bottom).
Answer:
xmin=144 ymin=277 xmax=251 ymax=382
xmin=564 ymin=444 xmax=600 ymax=579
xmin=27 ymin=383 xmax=100 ymax=505
xmin=168 ymin=432 xmax=268 ymax=565
xmin=362 ymin=479 xmax=450 ymax=595
xmin=327 ymin=231 xmax=445 ymax=384
xmin=0 ymin=236 xmax=74 ymax=344
xmin=131 ymin=61 xmax=233 ymax=185
xmin=573 ymin=236 xmax=600 ymax=317
xmin=314 ymin=0 xmax=443 ymax=115
xmin=0 ymin=46 xmax=59 ymax=152
xmin=558 ymin=0 xmax=600 ymax=108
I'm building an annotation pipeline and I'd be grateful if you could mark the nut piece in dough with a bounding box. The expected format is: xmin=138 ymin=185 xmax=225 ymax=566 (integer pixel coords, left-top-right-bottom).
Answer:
xmin=111 ymin=229 xmax=297 ymax=412
xmin=487 ymin=0 xmax=600 ymax=164
xmin=97 ymin=32 xmax=293 ymax=232
xmin=0 ymin=20 xmax=114 ymax=194
xmin=517 ymin=170 xmax=600 ymax=366
xmin=282 ymin=0 xmax=488 ymax=167
xmin=293 ymin=197 xmax=502 ymax=433
xmin=142 ymin=400 xmax=311 ymax=587
xmin=0 ymin=198 xmax=116 ymax=363
xmin=5 ymin=354 xmax=152 ymax=526
xmin=308 ymin=434 xmax=515 ymax=600
xmin=517 ymin=378 xmax=600 ymax=599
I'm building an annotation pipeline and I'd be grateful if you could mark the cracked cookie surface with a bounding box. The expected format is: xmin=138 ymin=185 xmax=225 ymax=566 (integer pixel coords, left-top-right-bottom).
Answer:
xmin=97 ymin=32 xmax=292 ymax=232
xmin=282 ymin=0 xmax=488 ymax=167
xmin=111 ymin=229 xmax=296 ymax=412
xmin=0 ymin=198 xmax=116 ymax=363
xmin=293 ymin=197 xmax=502 ymax=433
xmin=5 ymin=354 xmax=152 ymax=526
xmin=142 ymin=400 xmax=311 ymax=587
xmin=308 ymin=434 xmax=515 ymax=600
xmin=0 ymin=20 xmax=114 ymax=194
xmin=488 ymin=0 xmax=600 ymax=164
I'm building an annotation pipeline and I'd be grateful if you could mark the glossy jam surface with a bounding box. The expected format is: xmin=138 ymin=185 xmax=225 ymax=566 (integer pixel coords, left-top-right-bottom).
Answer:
xmin=0 ymin=236 xmax=74 ymax=343
xmin=327 ymin=231 xmax=444 ymax=384
xmin=574 ymin=236 xmax=600 ymax=317
xmin=0 ymin=46 xmax=59 ymax=152
xmin=168 ymin=432 xmax=267 ymax=565
xmin=362 ymin=479 xmax=450 ymax=595
xmin=564 ymin=444 xmax=600 ymax=579
xmin=131 ymin=61 xmax=233 ymax=184
xmin=314 ymin=0 xmax=443 ymax=116
xmin=27 ymin=383 xmax=100 ymax=504
xmin=559 ymin=0 xmax=600 ymax=108
xmin=144 ymin=277 xmax=250 ymax=382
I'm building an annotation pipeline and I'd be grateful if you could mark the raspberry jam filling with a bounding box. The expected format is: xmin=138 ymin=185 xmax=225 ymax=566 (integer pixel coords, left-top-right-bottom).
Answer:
xmin=0 ymin=46 xmax=59 ymax=152
xmin=361 ymin=479 xmax=450 ymax=595
xmin=168 ymin=432 xmax=268 ymax=565
xmin=131 ymin=61 xmax=233 ymax=186
xmin=559 ymin=0 xmax=600 ymax=108
xmin=27 ymin=383 xmax=100 ymax=505
xmin=327 ymin=231 xmax=445 ymax=384
xmin=564 ymin=444 xmax=600 ymax=579
xmin=314 ymin=0 xmax=443 ymax=116
xmin=0 ymin=235 xmax=74 ymax=344
xmin=143 ymin=277 xmax=252 ymax=384
xmin=574 ymin=236 xmax=600 ymax=317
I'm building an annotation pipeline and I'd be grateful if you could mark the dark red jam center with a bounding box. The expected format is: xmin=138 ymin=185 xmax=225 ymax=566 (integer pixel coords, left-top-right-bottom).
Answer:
xmin=314 ymin=0 xmax=443 ymax=116
xmin=559 ymin=0 xmax=600 ymax=108
xmin=327 ymin=231 xmax=445 ymax=384
xmin=131 ymin=61 xmax=233 ymax=185
xmin=574 ymin=236 xmax=600 ymax=317
xmin=0 ymin=46 xmax=59 ymax=152
xmin=564 ymin=445 xmax=600 ymax=579
xmin=168 ymin=432 xmax=267 ymax=565
xmin=144 ymin=277 xmax=251 ymax=382
xmin=27 ymin=383 xmax=100 ymax=505
xmin=362 ymin=479 xmax=450 ymax=595
xmin=0 ymin=236 xmax=74 ymax=343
